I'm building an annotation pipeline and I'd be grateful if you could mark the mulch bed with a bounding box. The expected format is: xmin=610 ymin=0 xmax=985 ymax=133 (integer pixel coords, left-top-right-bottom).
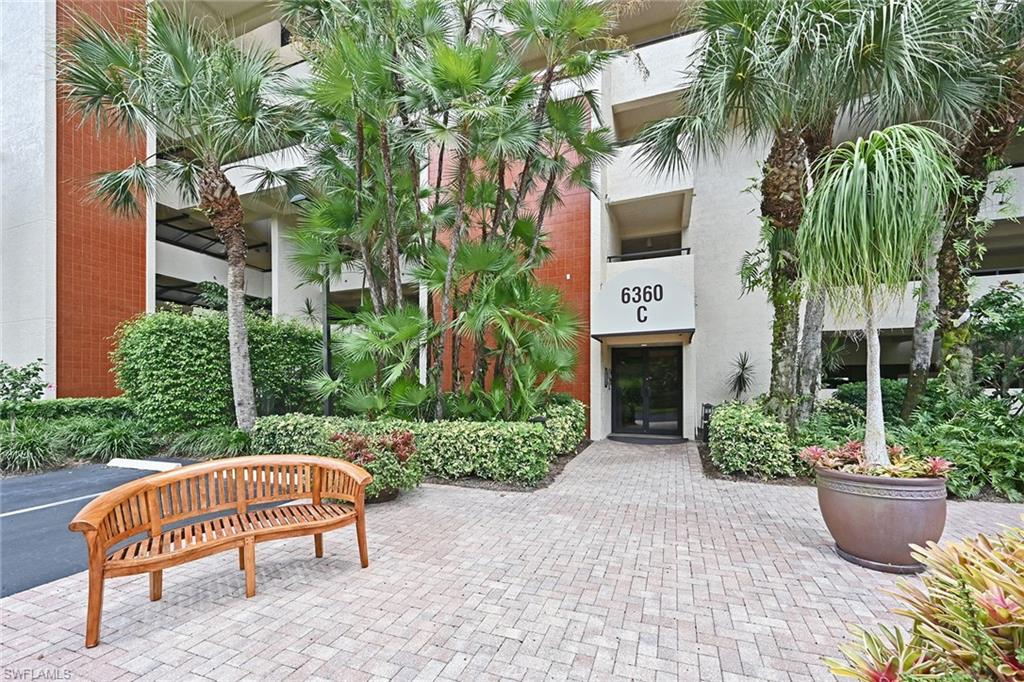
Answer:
xmin=696 ymin=441 xmax=815 ymax=487
xmin=423 ymin=440 xmax=593 ymax=493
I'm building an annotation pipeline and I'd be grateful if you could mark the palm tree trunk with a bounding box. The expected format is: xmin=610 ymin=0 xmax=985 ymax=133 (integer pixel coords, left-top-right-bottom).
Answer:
xmin=354 ymin=113 xmax=384 ymax=315
xmin=863 ymin=310 xmax=888 ymax=466
xmin=937 ymin=55 xmax=1024 ymax=388
xmin=432 ymin=151 xmax=471 ymax=419
xmin=902 ymin=226 xmax=943 ymax=420
xmin=507 ymin=66 xmax=556 ymax=226
xmin=794 ymin=293 xmax=826 ymax=425
xmin=761 ymin=128 xmax=807 ymax=424
xmin=198 ymin=166 xmax=257 ymax=431
xmin=526 ymin=170 xmax=558 ymax=266
xmin=793 ymin=119 xmax=835 ymax=426
xmin=379 ymin=122 xmax=403 ymax=307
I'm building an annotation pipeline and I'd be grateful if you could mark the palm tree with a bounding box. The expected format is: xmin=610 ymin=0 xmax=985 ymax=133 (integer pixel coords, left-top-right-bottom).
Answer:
xmin=799 ymin=125 xmax=960 ymax=464
xmin=402 ymin=37 xmax=533 ymax=417
xmin=931 ymin=1 xmax=1024 ymax=397
xmin=58 ymin=5 xmax=300 ymax=431
xmin=639 ymin=0 xmax=986 ymax=426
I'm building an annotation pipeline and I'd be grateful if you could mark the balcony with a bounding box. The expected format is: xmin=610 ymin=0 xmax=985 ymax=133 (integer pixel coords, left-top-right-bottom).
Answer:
xmin=607 ymin=33 xmax=700 ymax=110
xmin=823 ymin=271 xmax=1024 ymax=332
xmin=606 ymin=142 xmax=693 ymax=205
xmin=592 ymin=252 xmax=695 ymax=338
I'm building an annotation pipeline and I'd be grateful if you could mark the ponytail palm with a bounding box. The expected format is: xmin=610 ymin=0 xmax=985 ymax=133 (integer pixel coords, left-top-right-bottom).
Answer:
xmin=58 ymin=5 xmax=301 ymax=431
xmin=799 ymin=124 xmax=961 ymax=464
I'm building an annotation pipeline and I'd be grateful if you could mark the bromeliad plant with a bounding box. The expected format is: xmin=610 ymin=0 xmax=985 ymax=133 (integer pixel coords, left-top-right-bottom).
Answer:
xmin=829 ymin=520 xmax=1024 ymax=681
xmin=799 ymin=442 xmax=953 ymax=479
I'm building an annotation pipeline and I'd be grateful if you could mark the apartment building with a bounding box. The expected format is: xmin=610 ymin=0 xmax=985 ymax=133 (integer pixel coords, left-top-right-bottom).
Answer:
xmin=2 ymin=0 xmax=1021 ymax=440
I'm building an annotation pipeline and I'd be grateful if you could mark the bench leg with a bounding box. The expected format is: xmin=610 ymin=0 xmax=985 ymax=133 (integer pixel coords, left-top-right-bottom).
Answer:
xmin=356 ymin=513 xmax=368 ymax=568
xmin=149 ymin=570 xmax=162 ymax=602
xmin=85 ymin=564 xmax=104 ymax=648
xmin=314 ymin=533 xmax=323 ymax=558
xmin=243 ymin=538 xmax=256 ymax=598
xmin=238 ymin=547 xmax=245 ymax=570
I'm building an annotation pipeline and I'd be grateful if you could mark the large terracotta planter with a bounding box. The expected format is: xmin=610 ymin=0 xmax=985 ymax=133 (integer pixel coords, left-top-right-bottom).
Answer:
xmin=815 ymin=467 xmax=947 ymax=574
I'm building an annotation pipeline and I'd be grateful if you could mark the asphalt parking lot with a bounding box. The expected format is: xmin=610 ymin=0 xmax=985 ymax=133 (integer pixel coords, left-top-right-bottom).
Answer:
xmin=0 ymin=462 xmax=188 ymax=597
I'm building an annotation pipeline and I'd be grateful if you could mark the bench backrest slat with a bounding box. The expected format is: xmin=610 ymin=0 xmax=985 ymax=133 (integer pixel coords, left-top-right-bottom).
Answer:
xmin=84 ymin=456 xmax=369 ymax=552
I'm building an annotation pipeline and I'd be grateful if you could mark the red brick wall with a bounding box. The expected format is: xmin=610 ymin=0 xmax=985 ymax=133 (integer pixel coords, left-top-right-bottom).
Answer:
xmin=56 ymin=0 xmax=146 ymax=397
xmin=532 ymin=184 xmax=591 ymax=407
xmin=430 ymin=156 xmax=591 ymax=412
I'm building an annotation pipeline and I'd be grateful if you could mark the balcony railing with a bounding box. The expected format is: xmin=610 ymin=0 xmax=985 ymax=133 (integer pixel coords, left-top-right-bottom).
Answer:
xmin=607 ymin=247 xmax=691 ymax=263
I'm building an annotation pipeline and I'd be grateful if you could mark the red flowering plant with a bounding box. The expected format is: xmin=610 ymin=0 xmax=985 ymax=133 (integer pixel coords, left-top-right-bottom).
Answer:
xmin=799 ymin=440 xmax=953 ymax=479
xmin=328 ymin=430 xmax=422 ymax=500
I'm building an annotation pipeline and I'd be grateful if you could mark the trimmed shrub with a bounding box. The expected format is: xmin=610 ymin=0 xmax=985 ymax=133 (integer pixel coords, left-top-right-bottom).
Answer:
xmin=708 ymin=401 xmax=795 ymax=479
xmin=1 ymin=397 xmax=135 ymax=422
xmin=834 ymin=379 xmax=906 ymax=423
xmin=541 ymin=399 xmax=587 ymax=456
xmin=327 ymin=431 xmax=421 ymax=499
xmin=168 ymin=426 xmax=252 ymax=459
xmin=250 ymin=400 xmax=587 ymax=486
xmin=113 ymin=311 xmax=320 ymax=433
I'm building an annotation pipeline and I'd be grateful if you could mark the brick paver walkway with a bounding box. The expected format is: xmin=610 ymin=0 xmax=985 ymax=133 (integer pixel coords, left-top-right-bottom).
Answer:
xmin=1 ymin=441 xmax=1019 ymax=681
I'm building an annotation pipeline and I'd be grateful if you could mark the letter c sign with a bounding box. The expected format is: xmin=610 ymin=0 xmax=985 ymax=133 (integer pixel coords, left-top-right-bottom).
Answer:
xmin=637 ymin=305 xmax=647 ymax=323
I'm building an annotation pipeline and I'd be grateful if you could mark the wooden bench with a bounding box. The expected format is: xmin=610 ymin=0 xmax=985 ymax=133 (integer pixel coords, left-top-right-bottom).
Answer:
xmin=69 ymin=455 xmax=372 ymax=648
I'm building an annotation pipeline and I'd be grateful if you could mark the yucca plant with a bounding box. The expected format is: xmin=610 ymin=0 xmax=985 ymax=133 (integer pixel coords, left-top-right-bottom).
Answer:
xmin=58 ymin=5 xmax=302 ymax=431
xmin=799 ymin=124 xmax=961 ymax=465
xmin=829 ymin=520 xmax=1024 ymax=681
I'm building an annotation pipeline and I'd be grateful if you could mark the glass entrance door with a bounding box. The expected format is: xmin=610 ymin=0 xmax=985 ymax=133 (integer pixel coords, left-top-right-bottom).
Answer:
xmin=611 ymin=346 xmax=682 ymax=436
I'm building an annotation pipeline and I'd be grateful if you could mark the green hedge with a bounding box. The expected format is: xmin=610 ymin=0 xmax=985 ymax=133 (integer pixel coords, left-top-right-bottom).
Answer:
xmin=112 ymin=311 xmax=320 ymax=433
xmin=708 ymin=401 xmax=795 ymax=479
xmin=0 ymin=397 xmax=134 ymax=421
xmin=834 ymin=379 xmax=906 ymax=423
xmin=250 ymin=400 xmax=587 ymax=486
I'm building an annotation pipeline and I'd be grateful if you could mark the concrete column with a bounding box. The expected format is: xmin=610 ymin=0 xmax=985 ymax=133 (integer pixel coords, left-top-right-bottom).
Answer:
xmin=0 ymin=0 xmax=57 ymax=397
xmin=270 ymin=216 xmax=318 ymax=321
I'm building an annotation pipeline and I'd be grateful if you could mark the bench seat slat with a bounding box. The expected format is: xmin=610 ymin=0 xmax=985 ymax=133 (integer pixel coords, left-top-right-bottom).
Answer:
xmin=105 ymin=503 xmax=355 ymax=568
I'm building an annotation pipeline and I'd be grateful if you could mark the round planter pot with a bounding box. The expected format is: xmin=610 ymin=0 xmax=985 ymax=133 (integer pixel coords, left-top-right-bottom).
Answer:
xmin=815 ymin=467 xmax=947 ymax=574
xmin=367 ymin=488 xmax=399 ymax=504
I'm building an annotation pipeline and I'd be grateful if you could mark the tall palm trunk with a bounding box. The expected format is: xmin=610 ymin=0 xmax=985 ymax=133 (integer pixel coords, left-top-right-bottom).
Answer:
xmin=379 ymin=122 xmax=403 ymax=307
xmin=355 ymin=113 xmax=384 ymax=315
xmin=863 ymin=310 xmax=888 ymax=465
xmin=795 ymin=294 xmax=826 ymax=424
xmin=198 ymin=166 xmax=257 ymax=431
xmin=902 ymin=226 xmax=943 ymax=420
xmin=761 ymin=128 xmax=807 ymax=424
xmin=937 ymin=55 xmax=1024 ymax=388
xmin=526 ymin=169 xmax=558 ymax=266
xmin=432 ymin=151 xmax=471 ymax=419
xmin=794 ymin=120 xmax=834 ymax=425
xmin=506 ymin=66 xmax=556 ymax=227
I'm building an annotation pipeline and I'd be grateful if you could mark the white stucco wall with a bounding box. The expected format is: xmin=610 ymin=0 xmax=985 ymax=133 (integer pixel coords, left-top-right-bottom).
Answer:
xmin=689 ymin=137 xmax=774 ymax=416
xmin=270 ymin=216 xmax=320 ymax=320
xmin=155 ymin=241 xmax=272 ymax=299
xmin=0 ymin=1 xmax=57 ymax=396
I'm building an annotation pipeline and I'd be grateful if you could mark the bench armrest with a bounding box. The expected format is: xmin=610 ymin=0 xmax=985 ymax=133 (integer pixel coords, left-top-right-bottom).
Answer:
xmin=319 ymin=460 xmax=372 ymax=499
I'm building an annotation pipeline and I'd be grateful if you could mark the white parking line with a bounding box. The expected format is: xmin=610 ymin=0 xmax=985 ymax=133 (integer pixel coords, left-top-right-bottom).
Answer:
xmin=0 ymin=493 xmax=101 ymax=519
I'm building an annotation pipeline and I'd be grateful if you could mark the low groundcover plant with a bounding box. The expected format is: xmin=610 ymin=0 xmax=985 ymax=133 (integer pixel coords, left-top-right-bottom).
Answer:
xmin=799 ymin=441 xmax=953 ymax=479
